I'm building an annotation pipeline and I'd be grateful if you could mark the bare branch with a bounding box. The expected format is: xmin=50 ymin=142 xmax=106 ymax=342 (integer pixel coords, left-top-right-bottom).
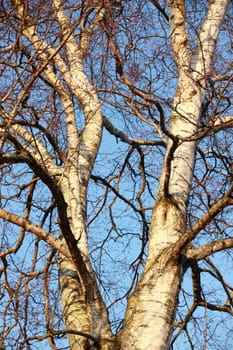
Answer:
xmin=173 ymin=184 xmax=233 ymax=255
xmin=186 ymin=237 xmax=233 ymax=260
xmin=0 ymin=208 xmax=70 ymax=259
xmin=149 ymin=0 xmax=169 ymax=21
xmin=103 ymin=116 xmax=166 ymax=146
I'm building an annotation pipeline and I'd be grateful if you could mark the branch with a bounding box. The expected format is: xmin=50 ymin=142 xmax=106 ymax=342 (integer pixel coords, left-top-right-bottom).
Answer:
xmin=12 ymin=119 xmax=67 ymax=164
xmin=91 ymin=174 xmax=152 ymax=213
xmin=13 ymin=0 xmax=80 ymax=156
xmin=103 ymin=22 xmax=164 ymax=109
xmin=212 ymin=116 xmax=233 ymax=131
xmin=192 ymin=0 xmax=230 ymax=77
xmin=168 ymin=0 xmax=191 ymax=69
xmin=149 ymin=0 xmax=169 ymax=21
xmin=203 ymin=258 xmax=233 ymax=306
xmin=19 ymin=328 xmax=99 ymax=349
xmin=186 ymin=237 xmax=233 ymax=260
xmin=198 ymin=300 xmax=233 ymax=315
xmin=173 ymin=183 xmax=233 ymax=255
xmin=0 ymin=176 xmax=38 ymax=259
xmin=0 ymin=129 xmax=60 ymax=181
xmin=51 ymin=2 xmax=105 ymax=186
xmin=0 ymin=208 xmax=70 ymax=259
xmin=0 ymin=153 xmax=26 ymax=164
xmin=194 ymin=116 xmax=233 ymax=140
xmin=172 ymin=262 xmax=201 ymax=345
xmin=103 ymin=116 xmax=166 ymax=147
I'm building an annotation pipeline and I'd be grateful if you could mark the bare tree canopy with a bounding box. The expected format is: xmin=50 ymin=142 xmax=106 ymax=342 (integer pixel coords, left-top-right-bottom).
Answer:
xmin=1 ymin=1 xmax=233 ymax=349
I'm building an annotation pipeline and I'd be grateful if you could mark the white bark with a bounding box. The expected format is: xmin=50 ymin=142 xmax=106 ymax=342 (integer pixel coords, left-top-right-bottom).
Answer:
xmin=120 ymin=200 xmax=185 ymax=350
xmin=120 ymin=268 xmax=181 ymax=350
xmin=119 ymin=2 xmax=229 ymax=350
xmin=11 ymin=1 xmax=113 ymax=348
xmin=5 ymin=1 xmax=230 ymax=350
xmin=163 ymin=0 xmax=229 ymax=206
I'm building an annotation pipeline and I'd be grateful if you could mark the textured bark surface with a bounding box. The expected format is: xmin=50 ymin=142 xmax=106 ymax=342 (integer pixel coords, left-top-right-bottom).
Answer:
xmin=117 ymin=2 xmax=230 ymax=349
xmin=0 ymin=1 xmax=231 ymax=350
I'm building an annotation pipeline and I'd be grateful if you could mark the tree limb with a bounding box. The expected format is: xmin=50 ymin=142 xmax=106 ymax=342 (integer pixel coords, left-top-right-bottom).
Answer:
xmin=186 ymin=237 xmax=233 ymax=260
xmin=0 ymin=208 xmax=70 ymax=259
xmin=103 ymin=116 xmax=166 ymax=146
xmin=149 ymin=0 xmax=169 ymax=21
xmin=173 ymin=183 xmax=233 ymax=255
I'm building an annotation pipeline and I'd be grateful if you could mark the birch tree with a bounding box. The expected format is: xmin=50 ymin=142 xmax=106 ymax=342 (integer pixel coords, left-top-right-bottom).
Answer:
xmin=0 ymin=1 xmax=233 ymax=349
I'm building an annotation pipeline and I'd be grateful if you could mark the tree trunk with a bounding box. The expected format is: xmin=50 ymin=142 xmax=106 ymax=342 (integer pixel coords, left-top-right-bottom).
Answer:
xmin=58 ymin=254 xmax=114 ymax=350
xmin=120 ymin=264 xmax=182 ymax=350
xmin=57 ymin=174 xmax=114 ymax=349
xmin=119 ymin=198 xmax=185 ymax=350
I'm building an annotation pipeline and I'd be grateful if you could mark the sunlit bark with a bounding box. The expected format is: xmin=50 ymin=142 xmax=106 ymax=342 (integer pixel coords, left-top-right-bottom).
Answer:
xmin=0 ymin=1 xmax=232 ymax=350
xmin=119 ymin=2 xmax=230 ymax=350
